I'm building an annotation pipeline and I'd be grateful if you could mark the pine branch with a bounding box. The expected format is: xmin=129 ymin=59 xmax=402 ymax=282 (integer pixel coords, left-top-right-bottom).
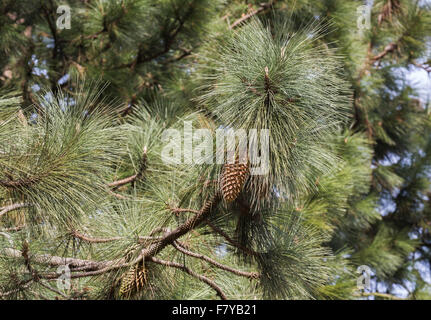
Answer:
xmin=378 ymin=0 xmax=402 ymax=26
xmin=0 ymin=280 xmax=33 ymax=298
xmin=141 ymin=192 xmax=222 ymax=258
xmin=21 ymin=241 xmax=38 ymax=281
xmin=205 ymin=220 xmax=259 ymax=257
xmin=170 ymin=207 xmax=201 ymax=215
xmin=0 ymin=225 xmax=25 ymax=232
xmin=4 ymin=193 xmax=231 ymax=299
xmin=28 ymin=289 xmax=50 ymax=300
xmin=371 ymin=43 xmax=398 ymax=62
xmin=0 ymin=176 xmax=43 ymax=189
xmin=229 ymin=1 xmax=276 ymax=29
xmin=353 ymin=291 xmax=405 ymax=300
xmin=71 ymin=230 xmax=123 ymax=244
xmin=412 ymin=61 xmax=431 ymax=73
xmin=38 ymin=280 xmax=68 ymax=299
xmin=354 ymin=12 xmax=400 ymax=135
xmin=108 ymin=146 xmax=147 ymax=188
xmin=171 ymin=241 xmax=259 ymax=279
xmin=36 ymin=195 xmax=222 ymax=280
xmin=0 ymin=203 xmax=28 ymax=217
xmin=107 ymin=175 xmax=137 ymax=188
xmin=70 ymin=230 xmax=160 ymax=244
xmin=19 ymin=245 xmax=69 ymax=299
xmin=42 ymin=2 xmax=60 ymax=60
xmin=161 ymin=47 xmax=192 ymax=65
xmin=147 ymin=256 xmax=227 ymax=300
xmin=117 ymin=3 xmax=196 ymax=70
xmin=2 ymin=248 xmax=109 ymax=271
xmin=107 ymin=189 xmax=129 ymax=200
xmin=2 ymin=192 xmax=222 ymax=285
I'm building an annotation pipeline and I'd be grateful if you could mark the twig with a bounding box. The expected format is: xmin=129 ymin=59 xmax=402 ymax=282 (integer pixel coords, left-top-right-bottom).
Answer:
xmin=108 ymin=146 xmax=147 ymax=188
xmin=112 ymin=3 xmax=196 ymax=70
xmin=38 ymin=280 xmax=68 ymax=299
xmin=0 ymin=203 xmax=28 ymax=217
xmin=71 ymin=230 xmax=123 ymax=244
xmin=37 ymin=256 xmax=139 ymax=280
xmin=229 ymin=1 xmax=275 ymax=29
xmin=206 ymin=220 xmax=258 ymax=257
xmin=170 ymin=208 xmax=201 ymax=215
xmin=107 ymin=189 xmax=129 ymax=200
xmin=354 ymin=291 xmax=405 ymax=300
xmin=0 ymin=175 xmax=42 ymax=188
xmin=42 ymin=2 xmax=60 ymax=60
xmin=2 ymin=248 xmax=109 ymax=271
xmin=172 ymin=241 xmax=259 ymax=279
xmin=412 ymin=61 xmax=431 ymax=73
xmin=141 ymin=193 xmax=222 ymax=258
xmin=240 ymin=77 xmax=262 ymax=97
xmin=161 ymin=47 xmax=192 ymax=64
xmin=148 ymin=256 xmax=227 ymax=300
xmin=29 ymin=289 xmax=50 ymax=300
xmin=0 ymin=225 xmax=25 ymax=232
xmin=149 ymin=227 xmax=170 ymax=236
xmin=3 ymin=194 xmax=222 ymax=284
xmin=107 ymin=175 xmax=138 ymax=188
xmin=0 ymin=280 xmax=33 ymax=298
xmin=371 ymin=42 xmax=398 ymax=62
xmin=71 ymin=230 xmax=159 ymax=244
xmin=22 ymin=241 xmax=39 ymax=281
xmin=353 ymin=40 xmax=398 ymax=135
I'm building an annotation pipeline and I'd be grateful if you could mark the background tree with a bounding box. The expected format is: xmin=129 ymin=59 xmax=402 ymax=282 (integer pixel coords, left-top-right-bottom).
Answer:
xmin=0 ymin=0 xmax=430 ymax=300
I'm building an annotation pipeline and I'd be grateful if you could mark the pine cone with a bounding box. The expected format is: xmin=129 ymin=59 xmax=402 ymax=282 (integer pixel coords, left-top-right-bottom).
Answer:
xmin=220 ymin=156 xmax=249 ymax=203
xmin=119 ymin=264 xmax=147 ymax=298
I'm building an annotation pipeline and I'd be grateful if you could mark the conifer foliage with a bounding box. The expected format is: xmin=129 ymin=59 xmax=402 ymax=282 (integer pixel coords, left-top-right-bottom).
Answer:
xmin=0 ymin=0 xmax=431 ymax=300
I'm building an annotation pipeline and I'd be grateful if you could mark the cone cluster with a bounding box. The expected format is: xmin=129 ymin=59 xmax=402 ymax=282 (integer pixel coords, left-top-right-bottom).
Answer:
xmin=119 ymin=264 xmax=148 ymax=297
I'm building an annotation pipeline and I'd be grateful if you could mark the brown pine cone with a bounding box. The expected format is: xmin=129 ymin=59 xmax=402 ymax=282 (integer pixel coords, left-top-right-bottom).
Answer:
xmin=220 ymin=156 xmax=249 ymax=203
xmin=119 ymin=264 xmax=148 ymax=298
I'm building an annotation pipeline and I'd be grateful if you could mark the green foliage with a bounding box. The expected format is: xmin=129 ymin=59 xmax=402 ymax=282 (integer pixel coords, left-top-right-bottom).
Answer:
xmin=0 ymin=82 xmax=127 ymax=229
xmin=0 ymin=0 xmax=431 ymax=300
xmin=198 ymin=19 xmax=352 ymax=204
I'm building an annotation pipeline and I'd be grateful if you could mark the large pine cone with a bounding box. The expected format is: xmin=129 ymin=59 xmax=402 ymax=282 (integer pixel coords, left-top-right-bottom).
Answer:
xmin=220 ymin=157 xmax=249 ymax=203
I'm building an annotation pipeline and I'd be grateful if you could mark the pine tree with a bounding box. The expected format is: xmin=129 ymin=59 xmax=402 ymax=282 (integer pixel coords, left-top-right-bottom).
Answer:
xmin=0 ymin=0 xmax=430 ymax=300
